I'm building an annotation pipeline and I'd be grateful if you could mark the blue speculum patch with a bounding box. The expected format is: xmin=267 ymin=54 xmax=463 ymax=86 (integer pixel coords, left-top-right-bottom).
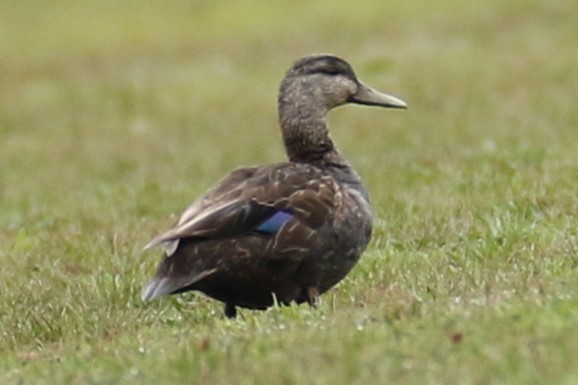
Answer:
xmin=256 ymin=211 xmax=293 ymax=234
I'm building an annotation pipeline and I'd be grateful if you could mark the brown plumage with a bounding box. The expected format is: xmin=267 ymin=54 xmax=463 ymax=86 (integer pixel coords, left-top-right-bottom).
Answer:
xmin=142 ymin=54 xmax=406 ymax=318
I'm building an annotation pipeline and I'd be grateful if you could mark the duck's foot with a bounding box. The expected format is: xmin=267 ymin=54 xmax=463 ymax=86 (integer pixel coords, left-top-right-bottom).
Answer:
xmin=306 ymin=286 xmax=320 ymax=308
xmin=224 ymin=302 xmax=237 ymax=318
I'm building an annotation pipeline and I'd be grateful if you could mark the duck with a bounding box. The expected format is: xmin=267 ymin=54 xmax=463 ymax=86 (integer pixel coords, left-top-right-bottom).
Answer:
xmin=142 ymin=54 xmax=407 ymax=318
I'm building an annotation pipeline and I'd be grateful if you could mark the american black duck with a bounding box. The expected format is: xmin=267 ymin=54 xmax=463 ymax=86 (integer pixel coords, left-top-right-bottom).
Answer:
xmin=142 ymin=54 xmax=407 ymax=318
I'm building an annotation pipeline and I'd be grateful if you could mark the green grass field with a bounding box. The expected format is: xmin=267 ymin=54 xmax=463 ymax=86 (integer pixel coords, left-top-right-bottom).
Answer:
xmin=1 ymin=0 xmax=578 ymax=383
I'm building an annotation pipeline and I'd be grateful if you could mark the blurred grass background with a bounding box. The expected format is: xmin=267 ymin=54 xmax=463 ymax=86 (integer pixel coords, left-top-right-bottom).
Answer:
xmin=1 ymin=0 xmax=578 ymax=384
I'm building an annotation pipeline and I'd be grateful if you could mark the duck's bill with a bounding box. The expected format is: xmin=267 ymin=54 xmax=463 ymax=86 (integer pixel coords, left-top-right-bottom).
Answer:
xmin=349 ymin=82 xmax=407 ymax=109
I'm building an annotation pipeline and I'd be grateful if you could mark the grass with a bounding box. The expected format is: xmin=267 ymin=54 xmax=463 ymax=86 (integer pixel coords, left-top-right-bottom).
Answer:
xmin=1 ymin=0 xmax=578 ymax=383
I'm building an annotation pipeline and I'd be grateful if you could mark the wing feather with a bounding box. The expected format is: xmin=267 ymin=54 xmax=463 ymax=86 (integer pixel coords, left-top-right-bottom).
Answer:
xmin=145 ymin=163 xmax=341 ymax=251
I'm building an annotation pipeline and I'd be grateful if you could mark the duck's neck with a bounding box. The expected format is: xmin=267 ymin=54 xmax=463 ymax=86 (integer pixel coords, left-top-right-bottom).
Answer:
xmin=278 ymin=97 xmax=365 ymax=188
xmin=278 ymin=86 xmax=343 ymax=164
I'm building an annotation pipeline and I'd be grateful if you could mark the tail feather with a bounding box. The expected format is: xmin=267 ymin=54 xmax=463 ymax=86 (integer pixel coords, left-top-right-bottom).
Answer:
xmin=142 ymin=277 xmax=180 ymax=301
xmin=141 ymin=268 xmax=218 ymax=301
xmin=143 ymin=238 xmax=180 ymax=257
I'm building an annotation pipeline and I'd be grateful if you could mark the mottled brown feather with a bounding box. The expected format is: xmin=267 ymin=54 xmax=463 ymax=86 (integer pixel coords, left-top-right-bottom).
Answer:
xmin=146 ymin=163 xmax=339 ymax=248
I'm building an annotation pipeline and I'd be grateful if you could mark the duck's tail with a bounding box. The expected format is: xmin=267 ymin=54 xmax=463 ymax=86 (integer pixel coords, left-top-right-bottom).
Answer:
xmin=141 ymin=267 xmax=217 ymax=301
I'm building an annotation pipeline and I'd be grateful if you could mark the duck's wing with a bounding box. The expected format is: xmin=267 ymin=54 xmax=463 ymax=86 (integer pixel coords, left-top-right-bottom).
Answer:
xmin=144 ymin=163 xmax=340 ymax=255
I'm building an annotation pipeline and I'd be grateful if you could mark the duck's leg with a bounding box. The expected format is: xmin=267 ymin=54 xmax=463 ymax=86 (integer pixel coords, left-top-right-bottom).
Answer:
xmin=306 ymin=286 xmax=320 ymax=308
xmin=224 ymin=302 xmax=237 ymax=318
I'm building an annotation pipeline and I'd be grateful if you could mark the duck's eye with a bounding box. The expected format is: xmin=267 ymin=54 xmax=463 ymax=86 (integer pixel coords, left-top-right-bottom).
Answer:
xmin=321 ymin=69 xmax=342 ymax=76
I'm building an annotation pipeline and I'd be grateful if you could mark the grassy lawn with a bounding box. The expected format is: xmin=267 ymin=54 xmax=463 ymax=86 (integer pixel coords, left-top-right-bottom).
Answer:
xmin=1 ymin=0 xmax=578 ymax=383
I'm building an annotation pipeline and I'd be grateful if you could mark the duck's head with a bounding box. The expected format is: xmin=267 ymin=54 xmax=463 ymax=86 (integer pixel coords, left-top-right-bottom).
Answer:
xmin=278 ymin=54 xmax=407 ymax=162
xmin=279 ymin=54 xmax=407 ymax=112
